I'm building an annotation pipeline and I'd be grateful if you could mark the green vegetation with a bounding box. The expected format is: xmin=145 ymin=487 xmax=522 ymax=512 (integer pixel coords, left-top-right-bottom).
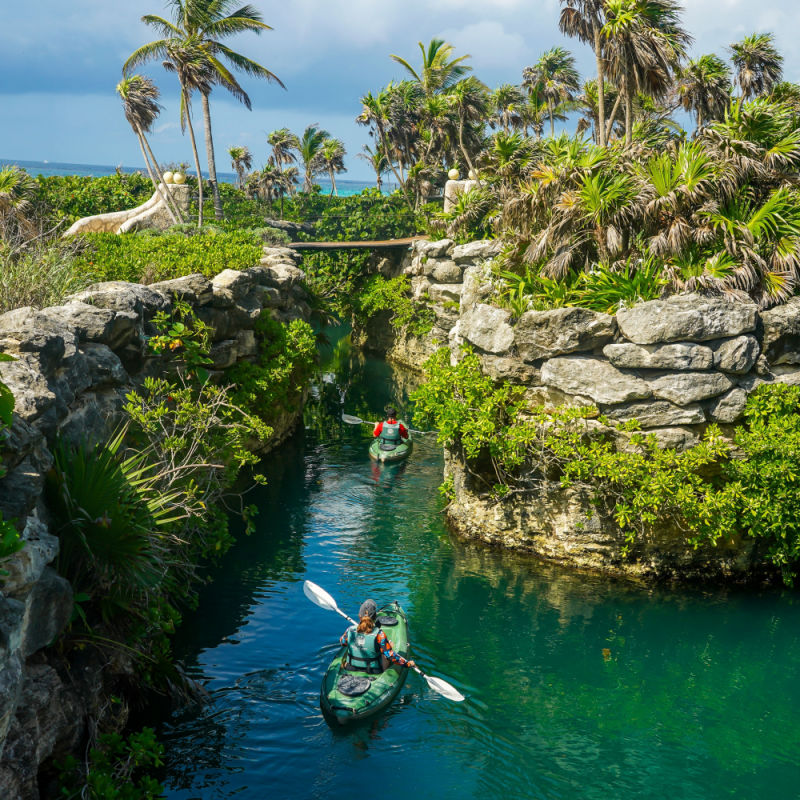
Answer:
xmin=357 ymin=275 xmax=435 ymax=337
xmin=412 ymin=348 xmax=800 ymax=583
xmin=0 ymin=358 xmax=23 ymax=577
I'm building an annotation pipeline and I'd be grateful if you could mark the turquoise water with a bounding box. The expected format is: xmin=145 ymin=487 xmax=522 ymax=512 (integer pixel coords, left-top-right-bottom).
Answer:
xmin=154 ymin=342 xmax=800 ymax=799
xmin=2 ymin=158 xmax=386 ymax=197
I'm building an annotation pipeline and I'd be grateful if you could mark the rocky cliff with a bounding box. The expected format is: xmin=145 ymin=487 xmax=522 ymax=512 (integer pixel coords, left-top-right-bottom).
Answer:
xmin=0 ymin=245 xmax=310 ymax=798
xmin=378 ymin=238 xmax=800 ymax=581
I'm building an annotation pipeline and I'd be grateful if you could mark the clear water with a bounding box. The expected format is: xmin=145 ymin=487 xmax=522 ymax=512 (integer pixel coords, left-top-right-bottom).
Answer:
xmin=155 ymin=338 xmax=800 ymax=799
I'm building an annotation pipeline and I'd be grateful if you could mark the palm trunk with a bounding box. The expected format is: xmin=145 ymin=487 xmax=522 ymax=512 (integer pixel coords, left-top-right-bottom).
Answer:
xmin=377 ymin=124 xmax=413 ymax=212
xmin=605 ymin=93 xmax=623 ymax=141
xmin=329 ymin=167 xmax=338 ymax=196
xmin=183 ymin=88 xmax=204 ymax=227
xmin=594 ymin=25 xmax=607 ymax=148
xmin=458 ymin=122 xmax=475 ymax=176
xmin=624 ymin=84 xmax=633 ymax=146
xmin=135 ymin=130 xmax=179 ymax=226
xmin=138 ymin=127 xmax=184 ymax=224
xmin=549 ymin=100 xmax=555 ymax=138
xmin=200 ymin=91 xmax=224 ymax=221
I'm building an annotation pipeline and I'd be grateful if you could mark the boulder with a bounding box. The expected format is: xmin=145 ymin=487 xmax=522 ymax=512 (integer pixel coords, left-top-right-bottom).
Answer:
xmin=616 ymin=293 xmax=757 ymax=344
xmin=460 ymin=265 xmax=495 ymax=310
xmin=647 ymin=371 xmax=734 ymax=405
xmin=0 ymin=308 xmax=67 ymax=372
xmin=601 ymin=399 xmax=706 ymax=429
xmin=516 ymin=307 xmax=617 ymax=362
xmin=19 ymin=568 xmax=72 ymax=658
xmin=479 ymin=355 xmax=540 ymax=385
xmin=211 ymin=269 xmax=253 ymax=307
xmin=42 ymin=302 xmax=138 ymax=350
xmin=0 ymin=355 xmax=56 ymax=424
xmin=209 ymin=340 xmax=239 ymax=369
xmin=67 ymin=282 xmax=170 ymax=317
xmin=632 ymin=426 xmax=701 ymax=453
xmin=430 ymin=260 xmax=463 ymax=283
xmin=253 ymin=263 xmax=305 ymax=289
xmin=0 ymin=446 xmax=53 ymax=523
xmin=705 ymin=388 xmax=748 ymax=424
xmin=712 ymin=335 xmax=760 ymax=374
xmin=416 ymin=238 xmax=454 ymax=258
xmin=149 ymin=273 xmax=213 ymax=305
xmin=760 ymin=297 xmax=800 ymax=365
xmin=81 ymin=343 xmax=128 ymax=387
xmin=541 ymin=356 xmax=652 ymax=405
xmin=2 ymin=518 xmax=58 ymax=597
xmin=428 ymin=283 xmax=463 ymax=304
xmin=459 ymin=304 xmax=515 ymax=354
xmin=603 ymin=341 xmax=713 ymax=371
xmin=452 ymin=239 xmax=502 ymax=264
xmin=411 ymin=276 xmax=431 ymax=301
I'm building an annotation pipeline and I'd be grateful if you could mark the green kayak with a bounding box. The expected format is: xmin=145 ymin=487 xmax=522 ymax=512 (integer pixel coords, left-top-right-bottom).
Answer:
xmin=320 ymin=602 xmax=410 ymax=725
xmin=369 ymin=427 xmax=413 ymax=463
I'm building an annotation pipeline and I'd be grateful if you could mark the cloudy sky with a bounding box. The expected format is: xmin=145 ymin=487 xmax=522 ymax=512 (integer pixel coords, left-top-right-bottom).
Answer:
xmin=1 ymin=0 xmax=799 ymax=180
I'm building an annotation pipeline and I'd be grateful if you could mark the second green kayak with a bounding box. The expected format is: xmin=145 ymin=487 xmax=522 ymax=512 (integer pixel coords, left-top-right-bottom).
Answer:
xmin=320 ymin=602 xmax=410 ymax=725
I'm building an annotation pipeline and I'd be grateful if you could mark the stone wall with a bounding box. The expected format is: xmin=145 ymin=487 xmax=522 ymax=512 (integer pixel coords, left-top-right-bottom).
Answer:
xmin=382 ymin=238 xmax=800 ymax=581
xmin=0 ymin=245 xmax=310 ymax=798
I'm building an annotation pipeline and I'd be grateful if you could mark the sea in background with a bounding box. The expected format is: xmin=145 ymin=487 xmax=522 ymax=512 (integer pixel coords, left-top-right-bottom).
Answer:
xmin=2 ymin=158 xmax=392 ymax=197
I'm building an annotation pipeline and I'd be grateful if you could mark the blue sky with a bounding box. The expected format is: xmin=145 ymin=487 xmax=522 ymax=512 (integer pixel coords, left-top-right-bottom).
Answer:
xmin=1 ymin=0 xmax=799 ymax=180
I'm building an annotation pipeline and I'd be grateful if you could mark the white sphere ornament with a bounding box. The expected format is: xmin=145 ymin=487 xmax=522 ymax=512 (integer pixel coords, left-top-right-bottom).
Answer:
xmin=448 ymin=168 xmax=460 ymax=180
xmin=172 ymin=172 xmax=186 ymax=185
xmin=162 ymin=171 xmax=174 ymax=184
xmin=468 ymin=169 xmax=478 ymax=180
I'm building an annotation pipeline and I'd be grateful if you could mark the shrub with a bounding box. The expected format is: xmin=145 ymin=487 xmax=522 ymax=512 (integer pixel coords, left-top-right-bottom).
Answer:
xmin=356 ymin=275 xmax=435 ymax=337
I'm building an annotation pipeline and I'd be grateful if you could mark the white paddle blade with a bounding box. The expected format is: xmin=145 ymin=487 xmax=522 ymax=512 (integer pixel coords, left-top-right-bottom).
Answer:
xmin=425 ymin=675 xmax=465 ymax=702
xmin=341 ymin=414 xmax=366 ymax=425
xmin=303 ymin=580 xmax=338 ymax=612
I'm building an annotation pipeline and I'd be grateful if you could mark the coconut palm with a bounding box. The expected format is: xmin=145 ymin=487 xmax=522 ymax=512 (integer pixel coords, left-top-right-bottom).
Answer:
xmin=358 ymin=144 xmax=389 ymax=191
xmin=0 ymin=165 xmax=37 ymax=239
xmin=490 ymin=84 xmax=525 ymax=134
xmin=267 ymin=128 xmax=300 ymax=172
xmin=730 ymin=33 xmax=783 ymax=111
xmin=675 ymin=54 xmax=732 ymax=129
xmin=116 ymin=75 xmax=183 ymax=225
xmin=390 ymin=38 xmax=472 ymax=98
xmin=298 ymin=125 xmax=330 ymax=193
xmin=575 ymin=79 xmax=621 ymax=142
xmin=320 ymin=138 xmax=347 ymax=196
xmin=447 ymin=77 xmax=489 ymax=175
xmin=228 ymin=145 xmax=252 ymax=188
xmin=125 ymin=0 xmax=284 ymax=221
xmin=559 ymin=0 xmax=610 ymax=146
xmin=523 ymin=47 xmax=581 ymax=137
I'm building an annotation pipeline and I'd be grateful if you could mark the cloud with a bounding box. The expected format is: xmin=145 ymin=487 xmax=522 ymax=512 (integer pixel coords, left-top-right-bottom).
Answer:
xmin=439 ymin=21 xmax=528 ymax=70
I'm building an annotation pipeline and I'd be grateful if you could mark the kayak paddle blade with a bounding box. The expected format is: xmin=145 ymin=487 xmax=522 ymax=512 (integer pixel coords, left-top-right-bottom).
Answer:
xmin=303 ymin=580 xmax=338 ymax=612
xmin=425 ymin=675 xmax=465 ymax=702
xmin=341 ymin=414 xmax=366 ymax=425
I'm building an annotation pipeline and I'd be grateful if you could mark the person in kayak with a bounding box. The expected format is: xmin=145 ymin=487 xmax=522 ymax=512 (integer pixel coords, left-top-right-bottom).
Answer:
xmin=339 ymin=599 xmax=415 ymax=674
xmin=373 ymin=407 xmax=409 ymax=448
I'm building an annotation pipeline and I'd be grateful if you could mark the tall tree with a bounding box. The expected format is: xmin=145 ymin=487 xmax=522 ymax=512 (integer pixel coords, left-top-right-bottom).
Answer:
xmin=522 ymin=47 xmax=580 ymax=137
xmin=730 ymin=33 xmax=783 ymax=111
xmin=448 ymin=77 xmax=489 ymax=174
xmin=559 ymin=0 xmax=609 ymax=146
xmin=390 ymin=38 xmax=472 ymax=98
xmin=0 ymin=165 xmax=36 ymax=239
xmin=320 ymin=138 xmax=347 ymax=196
xmin=267 ymin=128 xmax=300 ymax=172
xmin=298 ymin=125 xmax=330 ymax=192
xmin=675 ymin=54 xmax=732 ymax=129
xmin=125 ymin=0 xmax=284 ymax=221
xmin=358 ymin=144 xmax=388 ymax=191
xmin=228 ymin=145 xmax=252 ymax=188
xmin=490 ymin=84 xmax=524 ymax=134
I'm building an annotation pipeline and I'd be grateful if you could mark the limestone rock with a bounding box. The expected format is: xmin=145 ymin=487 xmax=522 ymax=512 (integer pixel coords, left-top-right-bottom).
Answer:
xmin=633 ymin=426 xmax=701 ymax=452
xmin=0 ymin=445 xmax=52 ymax=522
xmin=452 ymin=239 xmax=501 ymax=264
xmin=411 ymin=276 xmax=431 ymax=301
xmin=416 ymin=238 xmax=454 ymax=258
xmin=43 ymin=302 xmax=138 ymax=350
xmin=647 ymin=371 xmax=734 ymax=405
xmin=149 ymin=273 xmax=213 ymax=305
xmin=601 ymin=399 xmax=706 ymax=428
xmin=760 ymin=297 xmax=800 ymax=365
xmin=712 ymin=335 xmax=760 ymax=374
xmin=0 ymin=355 xmax=56 ymax=424
xmin=705 ymin=388 xmax=748 ymax=423
xmin=541 ymin=356 xmax=651 ymax=405
xmin=2 ymin=518 xmax=59 ymax=597
xmin=0 ymin=307 xmax=68 ymax=371
xmin=616 ymin=293 xmax=757 ymax=344
xmin=209 ymin=340 xmax=239 ymax=369
xmin=81 ymin=343 xmax=128 ymax=387
xmin=235 ymin=329 xmax=257 ymax=358
xmin=253 ymin=263 xmax=305 ymax=289
xmin=603 ymin=341 xmax=713 ymax=371
xmin=430 ymin=260 xmax=462 ymax=283
xmin=479 ymin=355 xmax=540 ymax=385
xmin=428 ymin=283 xmax=463 ymax=304
xmin=460 ymin=265 xmax=495 ymax=311
xmin=516 ymin=307 xmax=616 ymax=362
xmin=67 ymin=282 xmax=170 ymax=317
xmin=211 ymin=269 xmax=252 ymax=307
xmin=459 ymin=304 xmax=515 ymax=354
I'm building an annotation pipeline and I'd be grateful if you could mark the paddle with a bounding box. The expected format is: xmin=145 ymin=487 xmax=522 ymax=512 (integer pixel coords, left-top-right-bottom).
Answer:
xmin=303 ymin=580 xmax=465 ymax=703
xmin=341 ymin=413 xmax=437 ymax=435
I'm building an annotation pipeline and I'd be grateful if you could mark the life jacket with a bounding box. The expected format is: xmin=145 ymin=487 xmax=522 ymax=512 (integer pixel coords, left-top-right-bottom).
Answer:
xmin=380 ymin=420 xmax=402 ymax=444
xmin=346 ymin=627 xmax=383 ymax=674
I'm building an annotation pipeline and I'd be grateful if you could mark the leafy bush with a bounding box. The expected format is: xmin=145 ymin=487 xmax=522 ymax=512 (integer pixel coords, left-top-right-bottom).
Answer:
xmin=356 ymin=275 xmax=435 ymax=336
xmin=71 ymin=230 xmax=263 ymax=284
xmin=412 ymin=348 xmax=800 ymax=582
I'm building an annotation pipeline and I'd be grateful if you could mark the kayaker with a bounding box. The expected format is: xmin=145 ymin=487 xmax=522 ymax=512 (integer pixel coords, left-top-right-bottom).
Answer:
xmin=339 ymin=599 xmax=415 ymax=674
xmin=373 ymin=407 xmax=409 ymax=446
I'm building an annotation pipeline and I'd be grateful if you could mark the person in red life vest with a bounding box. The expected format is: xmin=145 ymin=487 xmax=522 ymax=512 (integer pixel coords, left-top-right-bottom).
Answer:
xmin=339 ymin=599 xmax=415 ymax=673
xmin=373 ymin=406 xmax=409 ymax=446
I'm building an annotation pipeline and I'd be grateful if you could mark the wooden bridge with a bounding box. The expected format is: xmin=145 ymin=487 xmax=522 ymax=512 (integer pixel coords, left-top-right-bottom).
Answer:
xmin=288 ymin=236 xmax=427 ymax=252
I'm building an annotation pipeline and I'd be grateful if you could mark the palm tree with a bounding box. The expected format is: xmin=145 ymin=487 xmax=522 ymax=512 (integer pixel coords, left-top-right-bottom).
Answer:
xmin=0 ymin=165 xmax=36 ymax=239
xmin=298 ymin=125 xmax=330 ymax=192
xmin=125 ymin=0 xmax=284 ymax=221
xmin=320 ymin=138 xmax=346 ymax=196
xmin=675 ymin=54 xmax=732 ymax=129
xmin=358 ymin=144 xmax=389 ymax=191
xmin=228 ymin=145 xmax=252 ymax=188
xmin=601 ymin=0 xmax=691 ymax=145
xmin=559 ymin=0 xmax=609 ymax=146
xmin=489 ymin=84 xmax=524 ymax=134
xmin=390 ymin=38 xmax=472 ymax=98
xmin=267 ymin=128 xmax=300 ymax=172
xmin=448 ymin=77 xmax=489 ymax=174
xmin=522 ymin=47 xmax=580 ymax=137
xmin=729 ymin=33 xmax=783 ymax=111
xmin=116 ymin=75 xmax=183 ymax=225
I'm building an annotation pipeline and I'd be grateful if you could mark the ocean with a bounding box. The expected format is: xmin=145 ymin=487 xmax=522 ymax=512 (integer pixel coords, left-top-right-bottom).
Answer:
xmin=3 ymin=158 xmax=391 ymax=197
